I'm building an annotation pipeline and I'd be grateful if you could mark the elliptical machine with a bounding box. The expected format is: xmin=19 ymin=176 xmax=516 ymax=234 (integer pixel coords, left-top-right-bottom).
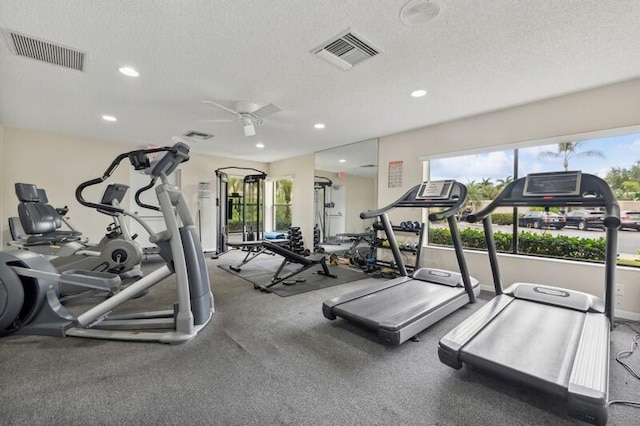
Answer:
xmin=0 ymin=141 xmax=214 ymax=343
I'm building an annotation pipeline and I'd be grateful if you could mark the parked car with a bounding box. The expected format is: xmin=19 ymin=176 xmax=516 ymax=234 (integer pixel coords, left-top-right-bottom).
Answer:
xmin=518 ymin=211 xmax=566 ymax=229
xmin=564 ymin=209 xmax=605 ymax=230
xmin=620 ymin=210 xmax=640 ymax=230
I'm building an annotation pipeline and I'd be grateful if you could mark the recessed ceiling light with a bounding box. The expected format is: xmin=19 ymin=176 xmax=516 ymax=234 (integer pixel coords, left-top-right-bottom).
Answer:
xmin=339 ymin=159 xmax=346 ymax=163
xmin=411 ymin=89 xmax=427 ymax=97
xmin=314 ymin=123 xmax=326 ymax=129
xmin=256 ymin=143 xmax=265 ymax=148
xmin=118 ymin=66 xmax=139 ymax=77
xmin=102 ymin=115 xmax=117 ymax=122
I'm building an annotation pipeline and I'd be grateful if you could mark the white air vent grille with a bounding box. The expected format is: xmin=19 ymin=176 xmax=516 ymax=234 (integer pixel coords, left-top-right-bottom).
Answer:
xmin=3 ymin=30 xmax=85 ymax=71
xmin=313 ymin=30 xmax=381 ymax=70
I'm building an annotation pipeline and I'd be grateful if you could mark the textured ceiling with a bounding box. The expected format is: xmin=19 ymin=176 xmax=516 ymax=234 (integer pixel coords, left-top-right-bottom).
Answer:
xmin=1 ymin=0 xmax=640 ymax=165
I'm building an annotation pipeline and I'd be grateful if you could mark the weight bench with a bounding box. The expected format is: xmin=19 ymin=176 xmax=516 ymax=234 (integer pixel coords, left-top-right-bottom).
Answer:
xmin=227 ymin=238 xmax=290 ymax=272
xmin=257 ymin=241 xmax=337 ymax=292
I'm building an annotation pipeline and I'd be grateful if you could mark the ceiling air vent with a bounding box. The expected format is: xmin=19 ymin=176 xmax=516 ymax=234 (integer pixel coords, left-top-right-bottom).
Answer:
xmin=3 ymin=29 xmax=85 ymax=71
xmin=312 ymin=30 xmax=381 ymax=70
xmin=183 ymin=130 xmax=214 ymax=140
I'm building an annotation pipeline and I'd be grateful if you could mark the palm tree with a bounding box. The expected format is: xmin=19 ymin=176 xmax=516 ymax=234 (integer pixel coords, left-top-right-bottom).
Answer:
xmin=496 ymin=176 xmax=513 ymax=190
xmin=537 ymin=141 xmax=604 ymax=171
xmin=465 ymin=181 xmax=484 ymax=211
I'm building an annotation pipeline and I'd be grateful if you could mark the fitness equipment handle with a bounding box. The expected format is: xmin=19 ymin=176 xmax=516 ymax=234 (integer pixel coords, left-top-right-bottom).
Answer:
xmin=76 ymin=146 xmax=175 ymax=214
xmin=134 ymin=178 xmax=161 ymax=212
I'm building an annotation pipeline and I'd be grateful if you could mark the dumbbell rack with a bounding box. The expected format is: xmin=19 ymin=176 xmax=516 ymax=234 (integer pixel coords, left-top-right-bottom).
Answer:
xmin=373 ymin=222 xmax=425 ymax=272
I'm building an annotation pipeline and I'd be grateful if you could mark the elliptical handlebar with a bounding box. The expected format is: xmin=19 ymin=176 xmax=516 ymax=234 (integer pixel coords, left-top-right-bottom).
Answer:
xmin=134 ymin=178 xmax=161 ymax=212
xmin=75 ymin=143 xmax=189 ymax=214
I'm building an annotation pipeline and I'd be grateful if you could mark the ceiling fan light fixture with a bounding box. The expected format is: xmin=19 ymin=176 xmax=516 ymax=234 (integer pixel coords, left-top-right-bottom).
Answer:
xmin=243 ymin=123 xmax=256 ymax=137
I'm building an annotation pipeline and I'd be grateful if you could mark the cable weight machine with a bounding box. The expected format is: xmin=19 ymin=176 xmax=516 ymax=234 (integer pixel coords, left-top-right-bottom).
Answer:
xmin=213 ymin=167 xmax=267 ymax=257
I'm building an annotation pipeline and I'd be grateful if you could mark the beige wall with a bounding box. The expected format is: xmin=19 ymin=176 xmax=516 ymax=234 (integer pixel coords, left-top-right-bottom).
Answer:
xmin=315 ymin=170 xmax=377 ymax=233
xmin=269 ymin=153 xmax=315 ymax=249
xmin=377 ymin=78 xmax=640 ymax=317
xmin=0 ymin=125 xmax=4 ymax=246
xmin=1 ymin=127 xmax=267 ymax=245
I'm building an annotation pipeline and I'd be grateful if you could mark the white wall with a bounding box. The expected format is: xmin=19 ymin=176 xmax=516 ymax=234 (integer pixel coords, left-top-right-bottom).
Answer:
xmin=269 ymin=154 xmax=315 ymax=250
xmin=378 ymin=78 xmax=640 ymax=317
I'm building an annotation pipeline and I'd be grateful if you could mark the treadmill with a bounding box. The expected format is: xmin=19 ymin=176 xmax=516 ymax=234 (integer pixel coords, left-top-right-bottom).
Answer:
xmin=438 ymin=171 xmax=619 ymax=426
xmin=322 ymin=180 xmax=480 ymax=345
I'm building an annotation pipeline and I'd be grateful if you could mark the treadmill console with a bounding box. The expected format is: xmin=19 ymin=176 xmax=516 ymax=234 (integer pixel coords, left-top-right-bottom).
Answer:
xmin=523 ymin=171 xmax=581 ymax=197
xmin=416 ymin=180 xmax=455 ymax=201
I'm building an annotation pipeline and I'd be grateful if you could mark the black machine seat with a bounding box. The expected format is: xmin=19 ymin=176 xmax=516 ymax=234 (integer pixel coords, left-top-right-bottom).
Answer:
xmin=14 ymin=183 xmax=83 ymax=244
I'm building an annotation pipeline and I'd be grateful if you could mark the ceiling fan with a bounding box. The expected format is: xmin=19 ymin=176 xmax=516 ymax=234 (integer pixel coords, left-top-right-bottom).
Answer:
xmin=201 ymin=100 xmax=282 ymax=136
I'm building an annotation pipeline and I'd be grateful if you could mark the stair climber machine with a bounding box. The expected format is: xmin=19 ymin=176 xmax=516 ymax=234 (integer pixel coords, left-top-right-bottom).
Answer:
xmin=323 ymin=180 xmax=480 ymax=345
xmin=0 ymin=141 xmax=214 ymax=343
xmin=438 ymin=171 xmax=619 ymax=425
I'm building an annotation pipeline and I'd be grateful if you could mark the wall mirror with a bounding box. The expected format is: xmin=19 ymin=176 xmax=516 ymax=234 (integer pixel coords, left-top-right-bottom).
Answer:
xmin=314 ymin=138 xmax=378 ymax=245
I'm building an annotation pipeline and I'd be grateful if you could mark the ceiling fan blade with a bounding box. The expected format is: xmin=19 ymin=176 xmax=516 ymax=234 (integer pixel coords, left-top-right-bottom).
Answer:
xmin=202 ymin=100 xmax=240 ymax=117
xmin=243 ymin=123 xmax=256 ymax=137
xmin=199 ymin=118 xmax=237 ymax=123
xmin=252 ymin=103 xmax=281 ymax=118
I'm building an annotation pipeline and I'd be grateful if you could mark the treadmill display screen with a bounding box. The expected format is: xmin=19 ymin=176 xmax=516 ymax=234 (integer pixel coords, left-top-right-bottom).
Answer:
xmin=417 ymin=180 xmax=454 ymax=200
xmin=523 ymin=171 xmax=581 ymax=197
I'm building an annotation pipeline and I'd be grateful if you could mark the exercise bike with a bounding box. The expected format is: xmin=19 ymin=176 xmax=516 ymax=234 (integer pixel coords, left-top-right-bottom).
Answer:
xmin=0 ymin=141 xmax=214 ymax=343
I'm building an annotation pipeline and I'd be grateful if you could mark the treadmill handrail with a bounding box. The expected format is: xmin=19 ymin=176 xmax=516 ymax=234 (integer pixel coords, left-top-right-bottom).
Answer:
xmin=360 ymin=181 xmax=467 ymax=220
xmin=467 ymin=173 xmax=620 ymax=227
xmin=467 ymin=171 xmax=619 ymax=327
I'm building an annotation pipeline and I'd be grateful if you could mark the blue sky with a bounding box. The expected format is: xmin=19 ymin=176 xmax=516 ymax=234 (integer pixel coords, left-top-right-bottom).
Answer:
xmin=430 ymin=132 xmax=640 ymax=183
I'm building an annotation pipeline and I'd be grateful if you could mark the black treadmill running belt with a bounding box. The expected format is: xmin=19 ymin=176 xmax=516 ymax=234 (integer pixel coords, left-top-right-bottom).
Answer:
xmin=333 ymin=281 xmax=466 ymax=331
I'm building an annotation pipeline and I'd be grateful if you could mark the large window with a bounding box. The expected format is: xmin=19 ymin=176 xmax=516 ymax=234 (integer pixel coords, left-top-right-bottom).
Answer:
xmin=427 ymin=132 xmax=640 ymax=266
xmin=274 ymin=178 xmax=293 ymax=231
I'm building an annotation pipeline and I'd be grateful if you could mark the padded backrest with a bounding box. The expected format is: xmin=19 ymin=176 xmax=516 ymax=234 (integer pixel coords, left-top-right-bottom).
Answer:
xmin=18 ymin=202 xmax=57 ymax=234
xmin=35 ymin=188 xmax=62 ymax=228
xmin=15 ymin=183 xmax=58 ymax=234
xmin=15 ymin=183 xmax=40 ymax=202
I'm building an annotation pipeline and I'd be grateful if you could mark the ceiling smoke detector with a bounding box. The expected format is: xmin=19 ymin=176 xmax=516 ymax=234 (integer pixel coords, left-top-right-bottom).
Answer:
xmin=400 ymin=0 xmax=441 ymax=27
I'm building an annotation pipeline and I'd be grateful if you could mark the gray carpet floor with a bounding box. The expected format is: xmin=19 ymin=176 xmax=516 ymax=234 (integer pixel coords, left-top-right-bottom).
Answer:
xmin=0 ymin=251 xmax=638 ymax=425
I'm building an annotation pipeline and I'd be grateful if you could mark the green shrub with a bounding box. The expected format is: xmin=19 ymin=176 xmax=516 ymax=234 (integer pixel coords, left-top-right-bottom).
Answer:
xmin=490 ymin=213 xmax=514 ymax=226
xmin=428 ymin=227 xmax=606 ymax=261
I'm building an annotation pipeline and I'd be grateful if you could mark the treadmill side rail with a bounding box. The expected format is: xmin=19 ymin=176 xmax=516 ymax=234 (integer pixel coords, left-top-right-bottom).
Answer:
xmin=438 ymin=295 xmax=513 ymax=369
xmin=567 ymin=313 xmax=610 ymax=426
